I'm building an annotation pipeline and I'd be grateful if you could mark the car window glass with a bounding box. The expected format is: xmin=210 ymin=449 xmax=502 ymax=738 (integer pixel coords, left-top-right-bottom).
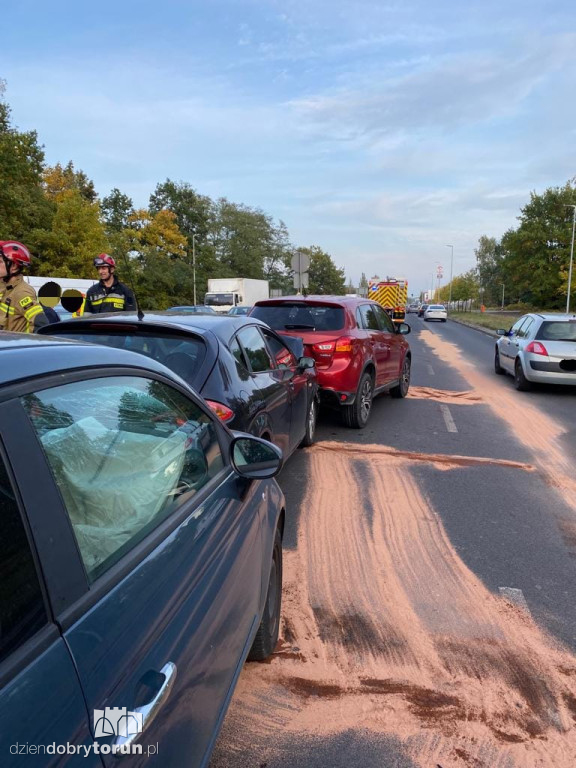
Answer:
xmin=237 ymin=327 xmax=273 ymax=372
xmin=50 ymin=330 xmax=207 ymax=388
xmin=359 ymin=304 xmax=380 ymax=330
xmin=517 ymin=318 xmax=534 ymax=339
xmin=372 ymin=305 xmax=395 ymax=332
xmin=23 ymin=377 xmax=224 ymax=582
xmin=0 ymin=451 xmax=47 ymax=663
xmin=251 ymin=304 xmax=345 ymax=331
xmin=536 ymin=320 xmax=576 ymax=341
xmin=229 ymin=336 xmax=249 ymax=369
xmin=262 ymin=330 xmax=297 ymax=368
xmin=509 ymin=317 xmax=528 ymax=335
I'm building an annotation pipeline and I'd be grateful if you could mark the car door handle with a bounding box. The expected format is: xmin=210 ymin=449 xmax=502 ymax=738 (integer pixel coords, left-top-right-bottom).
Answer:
xmin=113 ymin=662 xmax=177 ymax=752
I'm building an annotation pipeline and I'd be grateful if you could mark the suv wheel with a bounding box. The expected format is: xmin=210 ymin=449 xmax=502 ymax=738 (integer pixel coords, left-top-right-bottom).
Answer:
xmin=391 ymin=356 xmax=411 ymax=398
xmin=514 ymin=358 xmax=532 ymax=391
xmin=342 ymin=371 xmax=373 ymax=428
xmin=248 ymin=527 xmax=282 ymax=661
xmin=299 ymin=397 xmax=317 ymax=447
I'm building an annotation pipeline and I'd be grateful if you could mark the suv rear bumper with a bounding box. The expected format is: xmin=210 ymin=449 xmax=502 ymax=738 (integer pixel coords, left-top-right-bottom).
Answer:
xmin=319 ymin=389 xmax=356 ymax=407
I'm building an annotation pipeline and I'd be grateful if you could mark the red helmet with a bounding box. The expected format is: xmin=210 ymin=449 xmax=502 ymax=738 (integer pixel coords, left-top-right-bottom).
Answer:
xmin=94 ymin=254 xmax=116 ymax=268
xmin=0 ymin=241 xmax=32 ymax=267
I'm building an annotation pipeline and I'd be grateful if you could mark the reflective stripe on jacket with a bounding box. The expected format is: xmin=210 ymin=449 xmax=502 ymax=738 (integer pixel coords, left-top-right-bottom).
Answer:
xmin=0 ymin=276 xmax=49 ymax=333
xmin=85 ymin=279 xmax=136 ymax=314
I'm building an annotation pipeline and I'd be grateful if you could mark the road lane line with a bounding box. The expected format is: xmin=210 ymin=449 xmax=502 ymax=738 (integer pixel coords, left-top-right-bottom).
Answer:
xmin=499 ymin=587 xmax=530 ymax=614
xmin=440 ymin=404 xmax=458 ymax=433
xmin=427 ymin=363 xmax=435 ymax=376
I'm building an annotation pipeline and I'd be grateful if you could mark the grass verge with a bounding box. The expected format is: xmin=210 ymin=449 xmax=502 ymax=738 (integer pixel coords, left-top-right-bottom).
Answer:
xmin=449 ymin=311 xmax=521 ymax=331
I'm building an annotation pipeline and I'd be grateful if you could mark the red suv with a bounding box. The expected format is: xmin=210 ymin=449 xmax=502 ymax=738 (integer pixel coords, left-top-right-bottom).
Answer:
xmin=251 ymin=296 xmax=411 ymax=428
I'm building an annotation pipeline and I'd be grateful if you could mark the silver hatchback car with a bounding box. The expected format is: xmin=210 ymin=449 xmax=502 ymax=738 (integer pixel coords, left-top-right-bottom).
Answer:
xmin=495 ymin=313 xmax=576 ymax=390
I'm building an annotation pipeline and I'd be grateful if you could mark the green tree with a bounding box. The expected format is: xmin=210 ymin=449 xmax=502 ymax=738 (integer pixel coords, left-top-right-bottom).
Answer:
xmin=474 ymin=235 xmax=504 ymax=306
xmin=102 ymin=188 xmax=134 ymax=233
xmin=34 ymin=190 xmax=109 ymax=278
xmin=0 ymin=85 xmax=53 ymax=242
xmin=43 ymin=161 xmax=97 ymax=204
xmin=302 ymin=246 xmax=346 ymax=295
xmin=500 ymin=182 xmax=576 ymax=308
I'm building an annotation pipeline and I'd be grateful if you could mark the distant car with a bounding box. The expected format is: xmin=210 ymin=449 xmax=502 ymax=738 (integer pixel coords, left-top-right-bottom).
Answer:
xmin=40 ymin=312 xmax=319 ymax=455
xmin=251 ymin=295 xmax=411 ymax=429
xmin=228 ymin=306 xmax=252 ymax=316
xmin=418 ymin=303 xmax=429 ymax=317
xmin=423 ymin=304 xmax=447 ymax=322
xmin=167 ymin=305 xmax=217 ymax=314
xmin=495 ymin=313 xmax=576 ymax=390
xmin=0 ymin=332 xmax=284 ymax=767
xmin=407 ymin=304 xmax=419 ymax=314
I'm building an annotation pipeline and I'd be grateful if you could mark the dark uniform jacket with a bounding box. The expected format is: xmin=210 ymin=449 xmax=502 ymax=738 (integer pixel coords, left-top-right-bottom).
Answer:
xmin=0 ymin=275 xmax=49 ymax=333
xmin=85 ymin=278 xmax=136 ymax=314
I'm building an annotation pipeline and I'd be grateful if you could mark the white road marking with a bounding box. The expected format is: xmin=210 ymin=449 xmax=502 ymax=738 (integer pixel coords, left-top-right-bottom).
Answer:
xmin=499 ymin=587 xmax=530 ymax=613
xmin=440 ymin=404 xmax=458 ymax=433
xmin=427 ymin=363 xmax=435 ymax=376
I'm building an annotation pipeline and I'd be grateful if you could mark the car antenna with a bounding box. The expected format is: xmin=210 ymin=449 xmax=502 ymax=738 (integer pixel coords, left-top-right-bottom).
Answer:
xmin=120 ymin=250 xmax=145 ymax=321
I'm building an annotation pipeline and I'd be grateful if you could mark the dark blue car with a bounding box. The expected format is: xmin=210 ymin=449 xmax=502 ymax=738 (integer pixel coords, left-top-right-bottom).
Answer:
xmin=0 ymin=333 xmax=285 ymax=766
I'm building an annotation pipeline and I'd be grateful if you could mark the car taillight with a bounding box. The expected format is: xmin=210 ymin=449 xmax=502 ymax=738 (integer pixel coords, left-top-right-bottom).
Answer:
xmin=525 ymin=341 xmax=549 ymax=356
xmin=205 ymin=400 xmax=235 ymax=422
xmin=335 ymin=336 xmax=353 ymax=353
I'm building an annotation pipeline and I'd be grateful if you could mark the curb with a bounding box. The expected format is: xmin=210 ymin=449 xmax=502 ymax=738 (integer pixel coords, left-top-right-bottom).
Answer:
xmin=449 ymin=317 xmax=498 ymax=338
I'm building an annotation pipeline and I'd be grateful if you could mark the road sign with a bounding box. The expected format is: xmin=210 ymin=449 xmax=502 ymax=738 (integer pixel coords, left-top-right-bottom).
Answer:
xmin=291 ymin=251 xmax=310 ymax=293
xmin=291 ymin=251 xmax=310 ymax=273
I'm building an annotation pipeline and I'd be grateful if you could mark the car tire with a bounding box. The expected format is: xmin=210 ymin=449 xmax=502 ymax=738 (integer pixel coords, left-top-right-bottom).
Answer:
xmin=342 ymin=371 xmax=374 ymax=428
xmin=390 ymin=356 xmax=411 ymax=398
xmin=248 ymin=527 xmax=283 ymax=661
xmin=514 ymin=358 xmax=532 ymax=391
xmin=299 ymin=397 xmax=317 ymax=448
xmin=494 ymin=348 xmax=505 ymax=375
xmin=441 ymin=319 xmax=447 ymax=322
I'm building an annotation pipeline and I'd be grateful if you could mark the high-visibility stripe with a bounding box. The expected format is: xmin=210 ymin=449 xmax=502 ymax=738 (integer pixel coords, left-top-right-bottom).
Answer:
xmin=0 ymin=302 xmax=16 ymax=315
xmin=24 ymin=305 xmax=43 ymax=321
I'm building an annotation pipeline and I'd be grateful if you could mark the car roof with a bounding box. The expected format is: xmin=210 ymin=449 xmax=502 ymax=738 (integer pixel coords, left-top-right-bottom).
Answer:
xmin=530 ymin=313 xmax=576 ymax=322
xmin=38 ymin=310 xmax=271 ymax=343
xmin=0 ymin=332 xmax=178 ymax=389
xmin=254 ymin=295 xmax=373 ymax=306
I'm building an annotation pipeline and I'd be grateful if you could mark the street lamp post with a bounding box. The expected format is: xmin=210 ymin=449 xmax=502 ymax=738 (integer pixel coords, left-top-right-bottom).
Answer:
xmin=192 ymin=233 xmax=198 ymax=307
xmin=566 ymin=205 xmax=576 ymax=313
xmin=501 ymin=283 xmax=505 ymax=310
xmin=446 ymin=244 xmax=454 ymax=310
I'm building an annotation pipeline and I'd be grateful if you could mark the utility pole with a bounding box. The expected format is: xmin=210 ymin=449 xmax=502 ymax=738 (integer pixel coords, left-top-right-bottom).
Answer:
xmin=501 ymin=283 xmax=505 ymax=310
xmin=446 ymin=245 xmax=454 ymax=310
xmin=192 ymin=233 xmax=198 ymax=306
xmin=566 ymin=205 xmax=576 ymax=313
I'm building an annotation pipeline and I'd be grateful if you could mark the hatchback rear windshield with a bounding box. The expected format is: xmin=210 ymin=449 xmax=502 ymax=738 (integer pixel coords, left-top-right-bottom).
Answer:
xmin=429 ymin=305 xmax=445 ymax=310
xmin=251 ymin=303 xmax=345 ymax=331
xmin=50 ymin=329 xmax=207 ymax=386
xmin=536 ymin=320 xmax=576 ymax=342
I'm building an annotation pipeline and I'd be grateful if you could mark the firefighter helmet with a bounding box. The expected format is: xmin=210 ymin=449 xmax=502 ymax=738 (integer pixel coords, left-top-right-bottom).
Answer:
xmin=93 ymin=254 xmax=116 ymax=268
xmin=0 ymin=241 xmax=32 ymax=267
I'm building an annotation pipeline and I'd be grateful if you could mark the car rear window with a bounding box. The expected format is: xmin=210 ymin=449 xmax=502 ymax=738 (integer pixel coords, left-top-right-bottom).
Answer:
xmin=50 ymin=330 xmax=207 ymax=386
xmin=429 ymin=305 xmax=445 ymax=310
xmin=536 ymin=320 xmax=576 ymax=341
xmin=251 ymin=303 xmax=345 ymax=331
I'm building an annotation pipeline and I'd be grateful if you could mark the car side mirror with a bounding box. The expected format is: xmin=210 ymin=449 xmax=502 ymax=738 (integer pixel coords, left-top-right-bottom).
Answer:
xmin=496 ymin=329 xmax=508 ymax=336
xmin=297 ymin=356 xmax=315 ymax=371
xmin=230 ymin=435 xmax=283 ymax=479
xmin=396 ymin=323 xmax=411 ymax=335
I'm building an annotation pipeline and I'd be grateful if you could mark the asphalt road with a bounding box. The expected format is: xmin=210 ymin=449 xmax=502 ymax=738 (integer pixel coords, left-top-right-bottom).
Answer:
xmin=210 ymin=316 xmax=576 ymax=768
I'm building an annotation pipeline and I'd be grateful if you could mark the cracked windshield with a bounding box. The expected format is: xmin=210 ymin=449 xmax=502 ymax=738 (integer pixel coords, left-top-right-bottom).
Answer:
xmin=1 ymin=1 xmax=576 ymax=767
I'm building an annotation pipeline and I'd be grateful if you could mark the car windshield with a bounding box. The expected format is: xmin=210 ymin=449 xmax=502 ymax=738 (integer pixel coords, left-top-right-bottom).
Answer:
xmin=205 ymin=293 xmax=234 ymax=306
xmin=251 ymin=303 xmax=345 ymax=331
xmin=536 ymin=320 xmax=576 ymax=342
xmin=49 ymin=330 xmax=207 ymax=386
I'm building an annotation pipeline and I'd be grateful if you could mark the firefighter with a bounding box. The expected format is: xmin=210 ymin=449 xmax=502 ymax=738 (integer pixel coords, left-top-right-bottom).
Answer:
xmin=0 ymin=241 xmax=49 ymax=333
xmin=85 ymin=254 xmax=136 ymax=314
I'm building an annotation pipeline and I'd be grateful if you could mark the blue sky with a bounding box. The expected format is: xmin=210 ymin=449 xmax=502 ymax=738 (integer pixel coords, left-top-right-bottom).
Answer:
xmin=3 ymin=0 xmax=576 ymax=295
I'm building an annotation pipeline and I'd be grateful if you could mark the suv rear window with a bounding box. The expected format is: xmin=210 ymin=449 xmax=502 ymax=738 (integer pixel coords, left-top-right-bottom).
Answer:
xmin=251 ymin=303 xmax=345 ymax=332
xmin=536 ymin=320 xmax=576 ymax=341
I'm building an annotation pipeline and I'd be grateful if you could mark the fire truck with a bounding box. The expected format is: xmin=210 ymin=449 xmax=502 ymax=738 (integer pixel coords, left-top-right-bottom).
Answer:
xmin=368 ymin=278 xmax=408 ymax=324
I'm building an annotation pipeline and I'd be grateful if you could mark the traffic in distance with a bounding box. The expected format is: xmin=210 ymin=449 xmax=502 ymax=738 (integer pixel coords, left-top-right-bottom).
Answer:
xmin=1 ymin=242 xmax=576 ymax=767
